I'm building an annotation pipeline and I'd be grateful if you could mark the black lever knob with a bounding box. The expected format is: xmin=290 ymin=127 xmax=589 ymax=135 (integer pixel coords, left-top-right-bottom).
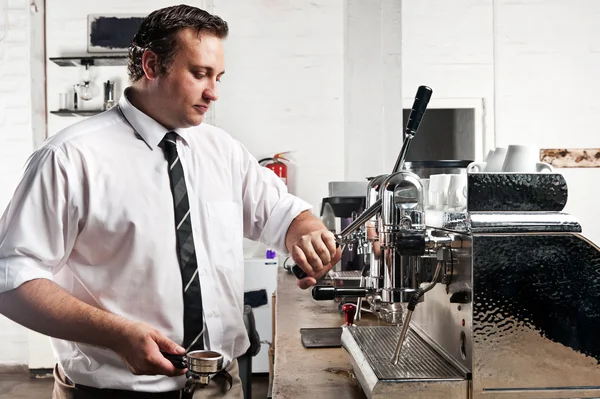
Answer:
xmin=405 ymin=85 xmax=433 ymax=136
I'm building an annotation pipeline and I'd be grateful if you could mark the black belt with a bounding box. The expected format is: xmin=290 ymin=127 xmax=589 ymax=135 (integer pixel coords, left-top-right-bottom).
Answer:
xmin=62 ymin=369 xmax=233 ymax=399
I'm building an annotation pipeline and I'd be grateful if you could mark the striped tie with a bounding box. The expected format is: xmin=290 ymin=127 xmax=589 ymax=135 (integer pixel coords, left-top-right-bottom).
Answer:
xmin=161 ymin=131 xmax=204 ymax=351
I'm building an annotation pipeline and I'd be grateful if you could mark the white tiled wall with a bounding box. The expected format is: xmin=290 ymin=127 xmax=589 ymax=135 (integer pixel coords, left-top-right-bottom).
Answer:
xmin=1 ymin=0 xmax=600 ymax=366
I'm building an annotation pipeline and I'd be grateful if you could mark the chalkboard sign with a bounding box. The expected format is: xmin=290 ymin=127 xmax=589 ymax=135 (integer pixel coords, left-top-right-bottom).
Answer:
xmin=87 ymin=14 xmax=146 ymax=53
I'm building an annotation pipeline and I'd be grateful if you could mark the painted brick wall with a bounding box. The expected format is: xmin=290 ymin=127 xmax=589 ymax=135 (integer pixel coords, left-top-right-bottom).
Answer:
xmin=494 ymin=0 xmax=600 ymax=246
xmin=402 ymin=0 xmax=495 ymax=155
xmin=0 ymin=0 xmax=34 ymax=366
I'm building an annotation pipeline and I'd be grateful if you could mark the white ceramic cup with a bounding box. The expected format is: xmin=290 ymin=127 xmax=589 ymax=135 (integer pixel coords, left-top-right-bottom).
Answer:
xmin=447 ymin=174 xmax=468 ymax=209
xmin=467 ymin=147 xmax=507 ymax=173
xmin=421 ymin=178 xmax=431 ymax=209
xmin=483 ymin=149 xmax=494 ymax=162
xmin=429 ymin=174 xmax=451 ymax=210
xmin=501 ymin=145 xmax=553 ymax=173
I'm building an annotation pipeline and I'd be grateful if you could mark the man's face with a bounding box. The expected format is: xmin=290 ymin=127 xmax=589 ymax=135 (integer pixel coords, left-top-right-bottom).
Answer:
xmin=152 ymin=28 xmax=225 ymax=128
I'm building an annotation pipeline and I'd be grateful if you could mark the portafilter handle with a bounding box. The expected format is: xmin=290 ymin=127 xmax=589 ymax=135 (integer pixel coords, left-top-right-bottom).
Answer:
xmin=291 ymin=199 xmax=383 ymax=280
xmin=392 ymin=85 xmax=433 ymax=173
xmin=160 ymin=350 xmax=187 ymax=369
xmin=291 ymin=241 xmax=340 ymax=280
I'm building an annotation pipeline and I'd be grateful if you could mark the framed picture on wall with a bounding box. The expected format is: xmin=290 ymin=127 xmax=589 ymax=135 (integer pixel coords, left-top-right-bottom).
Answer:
xmin=87 ymin=14 xmax=146 ymax=53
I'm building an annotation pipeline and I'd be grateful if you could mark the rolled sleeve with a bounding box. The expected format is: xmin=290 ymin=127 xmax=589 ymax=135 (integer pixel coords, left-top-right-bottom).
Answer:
xmin=235 ymin=140 xmax=312 ymax=255
xmin=1 ymin=257 xmax=54 ymax=292
xmin=0 ymin=145 xmax=81 ymax=293
xmin=259 ymin=193 xmax=312 ymax=255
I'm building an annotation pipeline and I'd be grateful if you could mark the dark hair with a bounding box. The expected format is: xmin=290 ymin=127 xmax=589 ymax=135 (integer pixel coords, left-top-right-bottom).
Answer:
xmin=127 ymin=4 xmax=228 ymax=82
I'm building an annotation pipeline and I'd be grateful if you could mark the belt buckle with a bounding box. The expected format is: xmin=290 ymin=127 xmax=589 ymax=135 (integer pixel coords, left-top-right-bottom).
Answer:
xmin=183 ymin=368 xmax=233 ymax=394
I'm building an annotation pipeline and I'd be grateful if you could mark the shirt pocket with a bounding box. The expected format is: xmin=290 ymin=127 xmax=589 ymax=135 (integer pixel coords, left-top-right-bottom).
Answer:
xmin=205 ymin=201 xmax=243 ymax=271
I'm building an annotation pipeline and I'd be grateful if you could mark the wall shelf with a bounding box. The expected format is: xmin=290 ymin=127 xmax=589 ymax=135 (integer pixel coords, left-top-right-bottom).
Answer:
xmin=50 ymin=110 xmax=104 ymax=117
xmin=49 ymin=55 xmax=128 ymax=67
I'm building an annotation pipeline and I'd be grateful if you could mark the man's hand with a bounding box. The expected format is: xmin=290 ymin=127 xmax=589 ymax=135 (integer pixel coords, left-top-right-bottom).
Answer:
xmin=290 ymin=228 xmax=342 ymax=289
xmin=112 ymin=320 xmax=188 ymax=377
xmin=0 ymin=279 xmax=189 ymax=378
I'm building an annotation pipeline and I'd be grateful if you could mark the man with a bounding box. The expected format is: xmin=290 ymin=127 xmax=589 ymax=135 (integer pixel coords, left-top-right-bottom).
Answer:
xmin=0 ymin=5 xmax=339 ymax=398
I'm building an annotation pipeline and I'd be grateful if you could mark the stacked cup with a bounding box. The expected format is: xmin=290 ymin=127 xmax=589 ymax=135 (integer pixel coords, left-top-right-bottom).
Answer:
xmin=428 ymin=173 xmax=468 ymax=211
xmin=467 ymin=145 xmax=553 ymax=173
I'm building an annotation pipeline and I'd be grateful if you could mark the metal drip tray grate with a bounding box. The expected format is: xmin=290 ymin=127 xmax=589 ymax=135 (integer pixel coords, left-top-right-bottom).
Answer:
xmin=349 ymin=326 xmax=465 ymax=381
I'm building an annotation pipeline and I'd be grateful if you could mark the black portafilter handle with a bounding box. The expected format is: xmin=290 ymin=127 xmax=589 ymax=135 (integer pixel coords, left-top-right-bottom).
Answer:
xmin=291 ymin=241 xmax=341 ymax=280
xmin=405 ymin=85 xmax=433 ymax=136
xmin=160 ymin=350 xmax=187 ymax=369
xmin=311 ymin=286 xmax=372 ymax=301
xmin=291 ymin=264 xmax=309 ymax=280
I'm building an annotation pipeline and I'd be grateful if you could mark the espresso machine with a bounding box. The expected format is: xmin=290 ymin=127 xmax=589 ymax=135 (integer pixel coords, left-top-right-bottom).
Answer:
xmin=292 ymin=86 xmax=600 ymax=398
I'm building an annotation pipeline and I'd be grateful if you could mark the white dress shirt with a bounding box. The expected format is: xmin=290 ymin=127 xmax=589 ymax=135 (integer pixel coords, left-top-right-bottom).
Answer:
xmin=0 ymin=90 xmax=311 ymax=392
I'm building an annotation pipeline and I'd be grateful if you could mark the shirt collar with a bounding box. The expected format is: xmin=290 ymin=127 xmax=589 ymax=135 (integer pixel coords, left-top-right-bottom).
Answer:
xmin=118 ymin=87 xmax=191 ymax=149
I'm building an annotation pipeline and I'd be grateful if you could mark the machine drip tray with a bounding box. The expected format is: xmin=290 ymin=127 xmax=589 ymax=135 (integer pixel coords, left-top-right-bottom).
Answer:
xmin=348 ymin=326 xmax=465 ymax=381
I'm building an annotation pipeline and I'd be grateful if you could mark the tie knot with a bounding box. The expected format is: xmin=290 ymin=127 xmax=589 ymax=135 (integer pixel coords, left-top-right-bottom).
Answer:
xmin=162 ymin=131 xmax=178 ymax=147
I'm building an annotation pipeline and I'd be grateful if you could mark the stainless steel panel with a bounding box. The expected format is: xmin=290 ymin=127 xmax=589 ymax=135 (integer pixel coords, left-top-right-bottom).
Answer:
xmin=469 ymin=212 xmax=582 ymax=233
xmin=472 ymin=232 xmax=600 ymax=394
xmin=477 ymin=388 xmax=600 ymax=399
xmin=411 ymin=239 xmax=473 ymax=372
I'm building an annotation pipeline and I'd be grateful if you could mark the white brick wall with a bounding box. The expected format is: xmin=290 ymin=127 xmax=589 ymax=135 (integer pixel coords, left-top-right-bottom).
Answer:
xmin=344 ymin=0 xmax=403 ymax=181
xmin=494 ymin=0 xmax=600 ymax=245
xmin=402 ymin=0 xmax=495 ymax=154
xmin=0 ymin=0 xmax=33 ymax=366
xmin=211 ymin=0 xmax=345 ymax=208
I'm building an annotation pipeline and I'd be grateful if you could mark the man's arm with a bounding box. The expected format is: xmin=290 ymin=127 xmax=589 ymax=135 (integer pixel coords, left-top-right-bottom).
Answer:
xmin=0 ymin=279 xmax=130 ymax=349
xmin=0 ymin=148 xmax=184 ymax=377
xmin=0 ymin=279 xmax=186 ymax=376
xmin=285 ymin=210 xmax=342 ymax=289
xmin=230 ymin=140 xmax=340 ymax=287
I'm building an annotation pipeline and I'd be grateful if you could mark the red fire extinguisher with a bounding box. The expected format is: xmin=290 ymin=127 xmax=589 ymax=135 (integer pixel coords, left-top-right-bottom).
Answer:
xmin=259 ymin=152 xmax=290 ymax=186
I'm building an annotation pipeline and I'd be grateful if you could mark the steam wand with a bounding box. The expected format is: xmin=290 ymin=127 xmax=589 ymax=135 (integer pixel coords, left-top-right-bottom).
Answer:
xmin=391 ymin=259 xmax=444 ymax=364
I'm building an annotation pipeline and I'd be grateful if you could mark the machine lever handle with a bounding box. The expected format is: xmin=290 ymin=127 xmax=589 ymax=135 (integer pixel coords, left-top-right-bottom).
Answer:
xmin=405 ymin=85 xmax=433 ymax=136
xmin=290 ymin=199 xmax=383 ymax=280
xmin=290 ymin=241 xmax=341 ymax=280
xmin=392 ymin=85 xmax=433 ymax=173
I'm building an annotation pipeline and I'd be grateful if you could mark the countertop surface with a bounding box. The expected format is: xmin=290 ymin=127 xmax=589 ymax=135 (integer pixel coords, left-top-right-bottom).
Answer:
xmin=271 ymin=268 xmax=383 ymax=399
